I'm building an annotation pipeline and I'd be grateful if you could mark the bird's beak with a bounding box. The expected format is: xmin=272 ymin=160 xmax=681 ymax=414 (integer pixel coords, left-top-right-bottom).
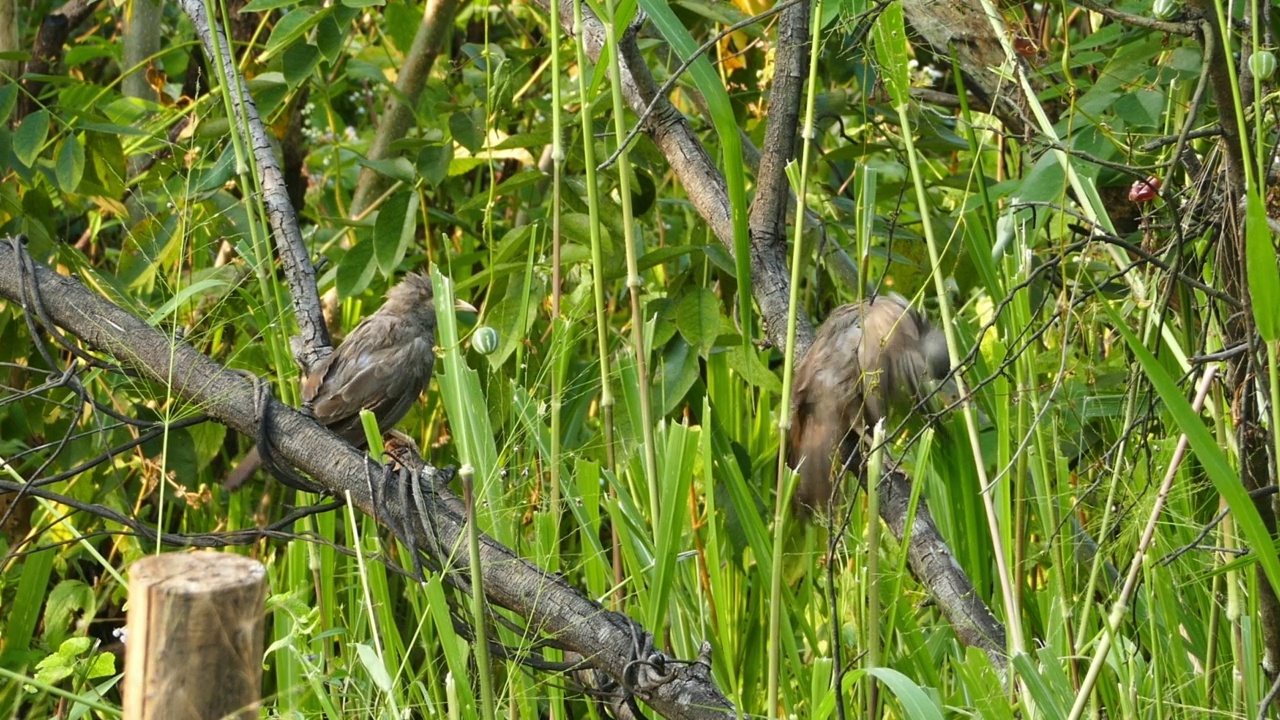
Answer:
xmin=454 ymin=298 xmax=478 ymax=314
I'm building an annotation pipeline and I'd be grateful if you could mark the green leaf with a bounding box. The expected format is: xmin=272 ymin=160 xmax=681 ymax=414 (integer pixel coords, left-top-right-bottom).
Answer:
xmin=0 ymin=84 xmax=17 ymax=125
xmin=193 ymin=143 xmax=237 ymax=193
xmin=417 ymin=144 xmax=453 ymax=187
xmin=653 ymin=337 xmax=700 ymax=416
xmin=14 ymin=109 xmax=50 ymax=168
xmin=482 ymin=270 xmax=542 ymax=368
xmin=1246 ymin=188 xmax=1279 ymax=341
xmin=8 ymin=547 xmax=54 ymax=652
xmin=1010 ymin=653 xmax=1068 ymax=720
xmin=335 ymin=230 xmax=378 ymax=298
xmin=449 ymin=110 xmax=483 ymax=153
xmin=866 ymin=667 xmax=947 ymax=720
xmin=639 ymin=0 xmax=751 ymax=340
xmin=145 ymin=277 xmax=232 ymax=325
xmin=315 ymin=14 xmax=344 ymax=62
xmin=675 ymin=287 xmax=721 ymax=357
xmin=282 ymin=43 xmax=321 ymax=87
xmin=724 ymin=342 xmax=781 ymax=393
xmin=372 ymin=190 xmax=417 ymax=275
xmin=357 ymin=156 xmax=416 ymax=184
xmin=872 ymin=2 xmax=910 ymax=109
xmin=86 ymin=651 xmax=115 ymax=679
xmin=55 ymin=134 xmax=85 ymax=193
xmin=42 ymin=580 xmax=94 ymax=648
xmin=241 ymin=0 xmax=299 ymax=12
xmin=264 ymin=7 xmax=322 ymax=56
xmin=355 ymin=643 xmax=393 ymax=692
xmin=644 ymin=422 xmax=699 ymax=627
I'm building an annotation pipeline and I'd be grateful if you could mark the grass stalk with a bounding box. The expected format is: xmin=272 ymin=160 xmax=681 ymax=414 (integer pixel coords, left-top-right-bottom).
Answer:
xmin=462 ymin=465 xmax=498 ymax=720
xmin=601 ymin=0 xmax=660 ymax=527
xmin=769 ymin=0 xmax=824 ymax=714
xmin=571 ymin=0 xmax=623 ymax=604
xmin=1066 ymin=365 xmax=1218 ymax=720
xmin=865 ymin=421 xmax=886 ymax=718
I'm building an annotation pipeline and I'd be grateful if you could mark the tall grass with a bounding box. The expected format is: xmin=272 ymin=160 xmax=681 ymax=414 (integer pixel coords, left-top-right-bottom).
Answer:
xmin=0 ymin=0 xmax=1273 ymax=718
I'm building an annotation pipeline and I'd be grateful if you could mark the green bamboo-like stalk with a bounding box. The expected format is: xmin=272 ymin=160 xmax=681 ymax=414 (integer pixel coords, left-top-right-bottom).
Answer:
xmin=600 ymin=0 xmax=660 ymax=527
xmin=461 ymin=465 xmax=498 ymax=720
xmin=571 ymin=0 xmax=623 ymax=604
xmin=547 ymin=8 xmax=567 ymax=717
xmin=865 ymin=420 xmax=886 ymax=718
xmin=344 ymin=483 xmax=403 ymax=718
xmin=875 ymin=0 xmax=1025 ymax=655
xmin=769 ymin=0 xmax=823 ymax=714
xmin=202 ymin=0 xmax=321 ymax=705
xmin=548 ymin=0 xmax=565 ymax=542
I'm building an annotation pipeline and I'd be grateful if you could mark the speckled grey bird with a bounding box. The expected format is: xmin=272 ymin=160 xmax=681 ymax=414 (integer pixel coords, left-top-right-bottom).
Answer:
xmin=224 ymin=273 xmax=475 ymax=490
xmin=788 ymin=293 xmax=950 ymax=515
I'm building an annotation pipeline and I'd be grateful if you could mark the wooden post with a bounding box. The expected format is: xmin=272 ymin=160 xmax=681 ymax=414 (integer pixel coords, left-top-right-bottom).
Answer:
xmin=123 ymin=551 xmax=267 ymax=720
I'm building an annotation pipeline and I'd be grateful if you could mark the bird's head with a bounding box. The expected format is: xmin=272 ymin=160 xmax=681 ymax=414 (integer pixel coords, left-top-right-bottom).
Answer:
xmin=384 ymin=273 xmax=477 ymax=326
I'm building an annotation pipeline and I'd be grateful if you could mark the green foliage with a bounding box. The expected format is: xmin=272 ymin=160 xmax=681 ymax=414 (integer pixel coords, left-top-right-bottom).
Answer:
xmin=0 ymin=0 xmax=1276 ymax=717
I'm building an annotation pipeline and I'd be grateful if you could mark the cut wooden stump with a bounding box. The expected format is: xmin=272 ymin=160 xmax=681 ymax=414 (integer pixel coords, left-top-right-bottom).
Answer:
xmin=123 ymin=551 xmax=267 ymax=720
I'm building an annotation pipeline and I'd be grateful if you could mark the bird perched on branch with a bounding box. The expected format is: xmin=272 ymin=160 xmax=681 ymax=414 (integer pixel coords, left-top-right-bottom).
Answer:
xmin=787 ymin=293 xmax=951 ymax=516
xmin=224 ymin=273 xmax=476 ymax=490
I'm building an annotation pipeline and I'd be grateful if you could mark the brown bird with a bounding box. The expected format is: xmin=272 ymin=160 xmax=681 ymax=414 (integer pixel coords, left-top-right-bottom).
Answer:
xmin=224 ymin=273 xmax=476 ymax=490
xmin=788 ymin=293 xmax=951 ymax=515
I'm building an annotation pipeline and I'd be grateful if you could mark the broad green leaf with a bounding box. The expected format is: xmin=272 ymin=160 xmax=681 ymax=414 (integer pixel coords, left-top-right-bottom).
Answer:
xmin=372 ymin=190 xmax=417 ymax=275
xmin=8 ymin=547 xmax=54 ymax=652
xmin=357 ymin=156 xmax=416 ymax=184
xmin=354 ymin=643 xmax=393 ymax=692
xmin=645 ymin=422 xmax=698 ymax=628
xmin=335 ymin=231 xmax=378 ymax=298
xmin=675 ymin=287 xmax=721 ymax=357
xmin=417 ymin=144 xmax=453 ymax=187
xmin=724 ymin=342 xmax=781 ymax=393
xmin=282 ymin=43 xmax=321 ymax=87
xmin=0 ymin=84 xmax=17 ymax=125
xmin=315 ymin=14 xmax=344 ymax=61
xmin=431 ymin=268 xmax=505 ymax=536
xmin=871 ymin=668 xmax=946 ymax=719
xmin=653 ymin=337 xmax=700 ymax=416
xmin=639 ymin=0 xmax=751 ymax=340
xmin=55 ymin=134 xmax=85 ymax=193
xmin=1246 ymin=188 xmax=1279 ymax=341
xmin=264 ymin=7 xmax=322 ymax=57
xmin=242 ymin=0 xmax=299 ymax=12
xmin=449 ymin=110 xmax=483 ymax=152
xmin=42 ymin=580 xmax=94 ymax=649
xmin=14 ymin=109 xmax=50 ymax=168
xmin=872 ymin=2 xmax=910 ymax=109
xmin=1011 ymin=653 xmax=1067 ymax=720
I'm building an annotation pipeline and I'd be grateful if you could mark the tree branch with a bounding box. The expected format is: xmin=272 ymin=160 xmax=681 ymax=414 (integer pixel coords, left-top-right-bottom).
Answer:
xmin=748 ymin=0 xmax=815 ymax=348
xmin=178 ymin=0 xmax=331 ymax=368
xmin=0 ymin=238 xmax=736 ymax=720
xmin=538 ymin=0 xmax=1010 ymax=669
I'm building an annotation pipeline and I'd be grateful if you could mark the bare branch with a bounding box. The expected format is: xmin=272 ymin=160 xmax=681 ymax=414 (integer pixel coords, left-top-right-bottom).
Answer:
xmin=0 ymin=238 xmax=735 ymax=720
xmin=178 ymin=0 xmax=331 ymax=368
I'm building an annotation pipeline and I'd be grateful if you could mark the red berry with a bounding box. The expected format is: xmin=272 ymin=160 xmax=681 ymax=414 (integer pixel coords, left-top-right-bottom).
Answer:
xmin=1129 ymin=176 xmax=1161 ymax=203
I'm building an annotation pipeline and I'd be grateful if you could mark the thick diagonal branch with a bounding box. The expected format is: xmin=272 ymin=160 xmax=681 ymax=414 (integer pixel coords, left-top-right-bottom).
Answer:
xmin=178 ymin=0 xmax=330 ymax=367
xmin=541 ymin=0 xmax=1009 ymax=666
xmin=0 ymin=241 xmax=735 ymax=720
xmin=539 ymin=0 xmax=810 ymax=351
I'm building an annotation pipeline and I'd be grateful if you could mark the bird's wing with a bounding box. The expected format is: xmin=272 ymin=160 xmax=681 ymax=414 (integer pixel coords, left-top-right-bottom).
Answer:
xmin=304 ymin=326 xmax=433 ymax=442
xmin=862 ymin=296 xmax=933 ymax=413
xmin=789 ymin=306 xmax=864 ymax=514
